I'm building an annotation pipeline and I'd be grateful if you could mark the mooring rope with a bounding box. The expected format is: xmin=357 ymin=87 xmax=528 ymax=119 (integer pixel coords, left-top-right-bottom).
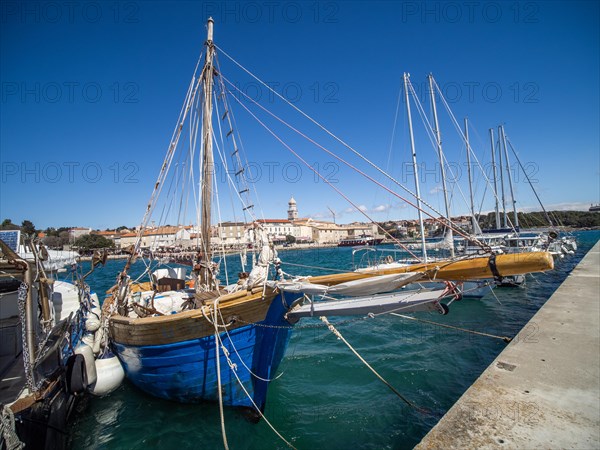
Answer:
xmin=319 ymin=316 xmax=420 ymax=410
xmin=390 ymin=313 xmax=512 ymax=343
xmin=212 ymin=303 xmax=230 ymax=450
xmin=214 ymin=331 xmax=296 ymax=449
xmin=0 ymin=405 xmax=24 ymax=450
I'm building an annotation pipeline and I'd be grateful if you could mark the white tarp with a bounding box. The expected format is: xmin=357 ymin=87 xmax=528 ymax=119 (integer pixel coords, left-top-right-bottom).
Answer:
xmin=18 ymin=249 xmax=78 ymax=272
xmin=271 ymin=272 xmax=425 ymax=297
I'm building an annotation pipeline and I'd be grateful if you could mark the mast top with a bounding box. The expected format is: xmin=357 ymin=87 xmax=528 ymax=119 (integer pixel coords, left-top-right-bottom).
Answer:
xmin=207 ymin=17 xmax=214 ymax=43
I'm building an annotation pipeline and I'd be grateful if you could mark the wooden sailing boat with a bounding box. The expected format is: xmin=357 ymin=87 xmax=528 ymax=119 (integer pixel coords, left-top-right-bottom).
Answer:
xmin=103 ymin=19 xmax=554 ymax=416
xmin=104 ymin=19 xmax=304 ymax=414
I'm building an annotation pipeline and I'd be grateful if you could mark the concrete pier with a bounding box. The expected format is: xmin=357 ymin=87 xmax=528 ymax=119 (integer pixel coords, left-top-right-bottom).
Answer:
xmin=416 ymin=241 xmax=600 ymax=449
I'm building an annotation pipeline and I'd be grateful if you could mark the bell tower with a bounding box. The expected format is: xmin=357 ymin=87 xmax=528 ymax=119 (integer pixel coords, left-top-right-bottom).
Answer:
xmin=287 ymin=196 xmax=298 ymax=221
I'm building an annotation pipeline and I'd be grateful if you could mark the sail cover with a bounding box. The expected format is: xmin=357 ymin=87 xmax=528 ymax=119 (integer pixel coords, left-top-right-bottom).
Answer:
xmin=286 ymin=288 xmax=444 ymax=319
xmin=270 ymin=272 xmax=425 ymax=297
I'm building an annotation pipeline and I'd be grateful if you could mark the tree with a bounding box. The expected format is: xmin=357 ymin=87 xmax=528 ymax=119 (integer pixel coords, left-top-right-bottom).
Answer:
xmin=21 ymin=220 xmax=36 ymax=236
xmin=43 ymin=235 xmax=63 ymax=249
xmin=285 ymin=234 xmax=296 ymax=244
xmin=73 ymin=234 xmax=115 ymax=250
xmin=58 ymin=230 xmax=70 ymax=246
xmin=0 ymin=219 xmax=20 ymax=230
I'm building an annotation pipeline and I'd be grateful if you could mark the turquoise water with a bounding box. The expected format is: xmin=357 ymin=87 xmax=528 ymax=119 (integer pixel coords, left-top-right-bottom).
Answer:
xmin=69 ymin=230 xmax=599 ymax=449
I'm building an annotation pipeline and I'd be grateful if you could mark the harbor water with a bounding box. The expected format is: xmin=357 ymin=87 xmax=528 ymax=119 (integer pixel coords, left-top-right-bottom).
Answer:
xmin=69 ymin=230 xmax=599 ymax=449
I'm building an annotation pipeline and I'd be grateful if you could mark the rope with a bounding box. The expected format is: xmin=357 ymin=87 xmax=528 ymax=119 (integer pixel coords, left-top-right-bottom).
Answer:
xmin=218 ymin=47 xmax=486 ymax=252
xmin=214 ymin=331 xmax=296 ymax=449
xmin=390 ymin=313 xmax=512 ymax=342
xmin=222 ymin=85 xmax=419 ymax=258
xmin=319 ymin=316 xmax=420 ymax=410
xmin=216 ymin=306 xmax=285 ymax=383
xmin=0 ymin=406 xmax=24 ymax=450
xmin=213 ymin=303 xmax=230 ymax=450
xmin=280 ymin=261 xmax=349 ymax=274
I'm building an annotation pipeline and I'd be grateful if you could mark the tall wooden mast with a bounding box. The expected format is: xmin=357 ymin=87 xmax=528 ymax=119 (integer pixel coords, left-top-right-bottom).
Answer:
xmin=200 ymin=17 xmax=216 ymax=289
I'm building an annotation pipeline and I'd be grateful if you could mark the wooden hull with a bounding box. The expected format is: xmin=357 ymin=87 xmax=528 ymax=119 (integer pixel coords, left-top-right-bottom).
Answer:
xmin=107 ymin=288 xmax=301 ymax=410
xmin=308 ymin=251 xmax=554 ymax=285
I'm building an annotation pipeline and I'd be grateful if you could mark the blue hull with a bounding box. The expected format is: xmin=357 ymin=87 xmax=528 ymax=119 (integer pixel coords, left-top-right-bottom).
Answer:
xmin=112 ymin=292 xmax=298 ymax=411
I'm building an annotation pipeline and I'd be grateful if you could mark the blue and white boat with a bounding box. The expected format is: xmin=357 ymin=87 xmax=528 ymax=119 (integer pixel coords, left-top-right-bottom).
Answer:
xmin=104 ymin=18 xmax=304 ymax=415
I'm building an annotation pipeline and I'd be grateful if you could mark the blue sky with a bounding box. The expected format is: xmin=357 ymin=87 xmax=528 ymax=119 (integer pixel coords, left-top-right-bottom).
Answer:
xmin=1 ymin=1 xmax=598 ymax=230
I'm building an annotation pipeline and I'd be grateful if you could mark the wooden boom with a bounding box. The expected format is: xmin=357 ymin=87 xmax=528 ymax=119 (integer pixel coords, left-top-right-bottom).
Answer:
xmin=308 ymin=251 xmax=554 ymax=285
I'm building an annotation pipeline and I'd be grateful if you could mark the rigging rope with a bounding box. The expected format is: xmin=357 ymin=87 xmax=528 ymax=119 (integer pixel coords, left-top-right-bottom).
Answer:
xmin=319 ymin=316 xmax=420 ymax=410
xmin=224 ymin=90 xmax=421 ymax=258
xmin=218 ymin=47 xmax=486 ymax=252
xmin=390 ymin=313 xmax=511 ymax=342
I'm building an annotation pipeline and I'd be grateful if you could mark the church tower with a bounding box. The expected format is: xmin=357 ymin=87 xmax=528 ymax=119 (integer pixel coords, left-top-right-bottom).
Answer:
xmin=287 ymin=196 xmax=298 ymax=221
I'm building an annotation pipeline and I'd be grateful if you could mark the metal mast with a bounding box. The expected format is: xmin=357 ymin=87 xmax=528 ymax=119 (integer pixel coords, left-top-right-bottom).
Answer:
xmin=200 ymin=17 xmax=216 ymax=289
xmin=500 ymin=125 xmax=519 ymax=230
xmin=497 ymin=126 xmax=507 ymax=228
xmin=428 ymin=74 xmax=454 ymax=256
xmin=489 ymin=128 xmax=501 ymax=229
xmin=464 ymin=118 xmax=479 ymax=235
xmin=404 ymin=73 xmax=427 ymax=262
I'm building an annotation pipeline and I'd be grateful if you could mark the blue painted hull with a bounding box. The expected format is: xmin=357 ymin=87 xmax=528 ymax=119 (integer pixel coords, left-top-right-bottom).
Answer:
xmin=112 ymin=292 xmax=298 ymax=411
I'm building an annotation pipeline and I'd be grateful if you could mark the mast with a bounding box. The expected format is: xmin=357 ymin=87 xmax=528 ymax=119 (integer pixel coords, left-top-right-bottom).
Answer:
xmin=428 ymin=74 xmax=454 ymax=256
xmin=489 ymin=128 xmax=501 ymax=229
xmin=497 ymin=126 xmax=507 ymax=228
xmin=200 ymin=17 xmax=216 ymax=288
xmin=464 ymin=118 xmax=479 ymax=235
xmin=404 ymin=73 xmax=427 ymax=262
xmin=500 ymin=125 xmax=519 ymax=230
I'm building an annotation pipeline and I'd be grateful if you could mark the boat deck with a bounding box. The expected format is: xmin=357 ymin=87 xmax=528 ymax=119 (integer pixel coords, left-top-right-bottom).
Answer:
xmin=416 ymin=240 xmax=600 ymax=449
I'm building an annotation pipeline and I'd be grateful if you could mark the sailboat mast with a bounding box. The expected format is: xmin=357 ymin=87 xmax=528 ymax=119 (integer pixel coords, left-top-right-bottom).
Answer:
xmin=200 ymin=17 xmax=216 ymax=287
xmin=428 ymin=74 xmax=454 ymax=256
xmin=404 ymin=73 xmax=427 ymax=262
xmin=489 ymin=128 xmax=501 ymax=229
xmin=497 ymin=126 xmax=507 ymax=228
xmin=464 ymin=118 xmax=478 ymax=234
xmin=500 ymin=125 xmax=519 ymax=230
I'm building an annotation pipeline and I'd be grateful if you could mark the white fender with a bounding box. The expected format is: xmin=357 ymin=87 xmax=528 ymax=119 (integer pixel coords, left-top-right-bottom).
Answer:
xmin=89 ymin=356 xmax=125 ymax=396
xmin=81 ymin=332 xmax=95 ymax=348
xmin=90 ymin=292 xmax=100 ymax=308
xmin=74 ymin=343 xmax=97 ymax=385
xmin=92 ymin=326 xmax=105 ymax=355
xmin=85 ymin=314 xmax=101 ymax=332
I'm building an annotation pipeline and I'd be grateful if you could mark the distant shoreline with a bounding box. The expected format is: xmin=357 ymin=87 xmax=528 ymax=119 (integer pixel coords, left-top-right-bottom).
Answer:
xmin=75 ymin=227 xmax=600 ymax=262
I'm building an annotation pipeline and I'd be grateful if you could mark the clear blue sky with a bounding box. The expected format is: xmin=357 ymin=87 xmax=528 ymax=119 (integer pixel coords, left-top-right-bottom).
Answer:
xmin=1 ymin=1 xmax=598 ymax=230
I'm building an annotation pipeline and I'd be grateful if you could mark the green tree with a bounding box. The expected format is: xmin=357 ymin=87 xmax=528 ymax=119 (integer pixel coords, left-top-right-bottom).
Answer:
xmin=73 ymin=234 xmax=115 ymax=250
xmin=21 ymin=220 xmax=36 ymax=237
xmin=285 ymin=234 xmax=296 ymax=244
xmin=0 ymin=219 xmax=20 ymax=230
